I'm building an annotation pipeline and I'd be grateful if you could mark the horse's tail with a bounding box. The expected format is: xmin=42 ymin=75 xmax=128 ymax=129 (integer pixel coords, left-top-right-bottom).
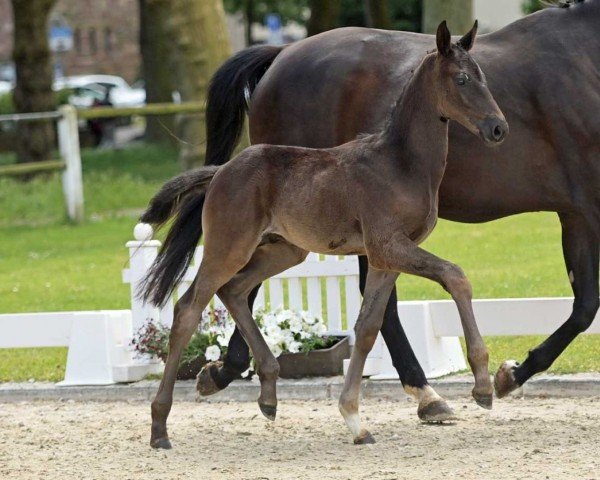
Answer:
xmin=139 ymin=166 xmax=220 ymax=307
xmin=205 ymin=44 xmax=284 ymax=166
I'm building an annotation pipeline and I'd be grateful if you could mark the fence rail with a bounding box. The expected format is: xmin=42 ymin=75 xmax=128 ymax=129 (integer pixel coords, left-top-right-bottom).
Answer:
xmin=0 ymin=102 xmax=203 ymax=224
xmin=0 ymin=159 xmax=65 ymax=176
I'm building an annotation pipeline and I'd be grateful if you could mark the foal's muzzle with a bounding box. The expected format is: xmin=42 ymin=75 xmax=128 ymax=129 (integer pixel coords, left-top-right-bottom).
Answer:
xmin=477 ymin=116 xmax=509 ymax=145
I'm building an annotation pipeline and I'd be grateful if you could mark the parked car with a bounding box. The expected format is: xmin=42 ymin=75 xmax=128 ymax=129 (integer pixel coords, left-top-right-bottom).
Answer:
xmin=53 ymin=75 xmax=146 ymax=108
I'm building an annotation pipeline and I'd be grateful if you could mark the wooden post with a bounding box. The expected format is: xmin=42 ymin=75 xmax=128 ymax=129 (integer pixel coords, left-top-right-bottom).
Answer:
xmin=57 ymin=105 xmax=84 ymax=223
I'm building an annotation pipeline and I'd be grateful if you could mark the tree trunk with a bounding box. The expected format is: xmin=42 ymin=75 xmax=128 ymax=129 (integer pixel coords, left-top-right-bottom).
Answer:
xmin=245 ymin=0 xmax=254 ymax=46
xmin=364 ymin=0 xmax=392 ymax=29
xmin=164 ymin=0 xmax=232 ymax=169
xmin=139 ymin=0 xmax=175 ymax=143
xmin=422 ymin=0 xmax=473 ymax=35
xmin=11 ymin=0 xmax=57 ymax=164
xmin=307 ymin=0 xmax=341 ymax=37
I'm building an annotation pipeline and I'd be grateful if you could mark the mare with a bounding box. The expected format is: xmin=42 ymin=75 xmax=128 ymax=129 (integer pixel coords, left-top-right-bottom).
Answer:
xmin=201 ymin=0 xmax=600 ymax=407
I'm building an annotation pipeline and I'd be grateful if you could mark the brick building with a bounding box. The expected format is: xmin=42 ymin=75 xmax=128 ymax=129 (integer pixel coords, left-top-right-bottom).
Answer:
xmin=0 ymin=0 xmax=141 ymax=83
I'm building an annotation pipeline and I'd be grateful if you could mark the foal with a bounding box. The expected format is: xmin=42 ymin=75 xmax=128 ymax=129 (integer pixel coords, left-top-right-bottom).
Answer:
xmin=143 ymin=21 xmax=508 ymax=448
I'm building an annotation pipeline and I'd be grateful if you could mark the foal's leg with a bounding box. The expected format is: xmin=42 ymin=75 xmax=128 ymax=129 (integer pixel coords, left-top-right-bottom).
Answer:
xmin=216 ymin=240 xmax=308 ymax=419
xmin=150 ymin=262 xmax=241 ymax=449
xmin=196 ymin=287 xmax=257 ymax=396
xmin=358 ymin=256 xmax=455 ymax=422
xmin=368 ymin=235 xmax=493 ymax=409
xmin=495 ymin=213 xmax=599 ymax=397
xmin=339 ymin=268 xmax=397 ymax=444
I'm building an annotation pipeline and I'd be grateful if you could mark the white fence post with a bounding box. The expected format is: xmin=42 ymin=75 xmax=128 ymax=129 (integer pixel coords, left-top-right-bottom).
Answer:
xmin=124 ymin=223 xmax=162 ymax=335
xmin=57 ymin=105 xmax=84 ymax=223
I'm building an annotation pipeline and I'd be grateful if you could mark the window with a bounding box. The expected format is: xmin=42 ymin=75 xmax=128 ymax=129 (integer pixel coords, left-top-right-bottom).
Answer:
xmin=88 ymin=28 xmax=97 ymax=55
xmin=74 ymin=28 xmax=82 ymax=54
xmin=104 ymin=27 xmax=113 ymax=52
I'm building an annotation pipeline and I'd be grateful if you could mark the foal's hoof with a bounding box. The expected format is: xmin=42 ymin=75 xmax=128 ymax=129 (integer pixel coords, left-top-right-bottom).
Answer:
xmin=258 ymin=402 xmax=277 ymax=421
xmin=150 ymin=437 xmax=172 ymax=450
xmin=354 ymin=430 xmax=376 ymax=445
xmin=418 ymin=399 xmax=456 ymax=423
xmin=472 ymin=389 xmax=493 ymax=410
xmin=494 ymin=360 xmax=520 ymax=398
xmin=196 ymin=361 xmax=223 ymax=397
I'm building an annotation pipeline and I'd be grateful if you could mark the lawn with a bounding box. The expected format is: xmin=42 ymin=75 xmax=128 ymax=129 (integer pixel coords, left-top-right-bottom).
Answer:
xmin=0 ymin=143 xmax=598 ymax=382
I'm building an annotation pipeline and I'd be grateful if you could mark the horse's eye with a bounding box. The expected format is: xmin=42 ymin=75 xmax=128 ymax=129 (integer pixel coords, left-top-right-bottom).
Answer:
xmin=456 ymin=73 xmax=470 ymax=86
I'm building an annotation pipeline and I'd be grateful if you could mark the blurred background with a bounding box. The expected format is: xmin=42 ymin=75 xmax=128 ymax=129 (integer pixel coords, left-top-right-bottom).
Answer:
xmin=0 ymin=0 xmax=540 ymax=169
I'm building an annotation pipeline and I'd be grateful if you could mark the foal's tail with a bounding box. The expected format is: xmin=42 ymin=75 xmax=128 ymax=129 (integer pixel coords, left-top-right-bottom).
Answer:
xmin=205 ymin=44 xmax=283 ymax=166
xmin=139 ymin=166 xmax=219 ymax=307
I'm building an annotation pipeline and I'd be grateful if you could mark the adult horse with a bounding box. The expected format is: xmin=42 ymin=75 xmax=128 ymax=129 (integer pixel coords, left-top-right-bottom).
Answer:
xmin=198 ymin=0 xmax=600 ymax=408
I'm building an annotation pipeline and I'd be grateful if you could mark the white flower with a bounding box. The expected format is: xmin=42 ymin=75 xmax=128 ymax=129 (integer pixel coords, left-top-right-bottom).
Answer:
xmin=288 ymin=316 xmax=303 ymax=334
xmin=301 ymin=311 xmax=316 ymax=324
xmin=288 ymin=341 xmax=302 ymax=353
xmin=204 ymin=345 xmax=221 ymax=362
xmin=269 ymin=343 xmax=283 ymax=357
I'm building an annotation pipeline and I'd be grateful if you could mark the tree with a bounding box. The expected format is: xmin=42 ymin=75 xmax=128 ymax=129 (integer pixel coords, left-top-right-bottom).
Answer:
xmin=422 ymin=0 xmax=473 ymax=34
xmin=163 ymin=0 xmax=232 ymax=169
xmin=364 ymin=0 xmax=392 ymax=29
xmin=306 ymin=0 xmax=341 ymax=36
xmin=139 ymin=0 xmax=175 ymax=143
xmin=11 ymin=0 xmax=57 ymax=164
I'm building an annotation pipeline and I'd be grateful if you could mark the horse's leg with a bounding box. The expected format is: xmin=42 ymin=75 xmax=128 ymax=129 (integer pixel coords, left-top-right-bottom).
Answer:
xmin=216 ymin=240 xmax=308 ymax=419
xmin=495 ymin=213 xmax=599 ymax=397
xmin=339 ymin=268 xmax=397 ymax=444
xmin=150 ymin=262 xmax=239 ymax=449
xmin=368 ymin=235 xmax=493 ymax=408
xmin=358 ymin=256 xmax=454 ymax=422
xmin=196 ymin=288 xmax=257 ymax=396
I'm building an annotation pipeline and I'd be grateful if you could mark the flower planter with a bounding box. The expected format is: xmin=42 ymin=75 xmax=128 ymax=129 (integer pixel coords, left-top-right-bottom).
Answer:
xmin=177 ymin=356 xmax=207 ymax=380
xmin=277 ymin=336 xmax=350 ymax=379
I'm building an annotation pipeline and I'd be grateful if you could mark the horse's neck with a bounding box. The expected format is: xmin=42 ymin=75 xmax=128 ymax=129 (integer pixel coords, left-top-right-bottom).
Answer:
xmin=379 ymin=64 xmax=449 ymax=179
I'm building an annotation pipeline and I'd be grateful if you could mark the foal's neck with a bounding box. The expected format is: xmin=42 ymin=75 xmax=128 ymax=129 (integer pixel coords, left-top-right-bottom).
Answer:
xmin=378 ymin=57 xmax=449 ymax=176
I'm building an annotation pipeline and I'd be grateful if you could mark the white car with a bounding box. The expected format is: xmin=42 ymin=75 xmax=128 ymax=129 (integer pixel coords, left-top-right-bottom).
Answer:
xmin=0 ymin=81 xmax=12 ymax=95
xmin=53 ymin=75 xmax=146 ymax=108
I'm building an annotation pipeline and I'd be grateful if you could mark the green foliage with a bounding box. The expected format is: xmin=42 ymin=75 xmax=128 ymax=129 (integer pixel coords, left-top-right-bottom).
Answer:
xmin=339 ymin=0 xmax=421 ymax=32
xmin=223 ymin=0 xmax=309 ymax=25
xmin=224 ymin=0 xmax=422 ymax=32
xmin=0 ymin=92 xmax=14 ymax=115
xmin=522 ymin=0 xmax=544 ymax=14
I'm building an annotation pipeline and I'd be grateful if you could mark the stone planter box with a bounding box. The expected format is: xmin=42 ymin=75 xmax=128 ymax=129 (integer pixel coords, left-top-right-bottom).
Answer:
xmin=278 ymin=336 xmax=350 ymax=379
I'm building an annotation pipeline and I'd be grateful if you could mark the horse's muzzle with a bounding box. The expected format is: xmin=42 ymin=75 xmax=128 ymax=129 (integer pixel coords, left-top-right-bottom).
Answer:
xmin=478 ymin=116 xmax=509 ymax=145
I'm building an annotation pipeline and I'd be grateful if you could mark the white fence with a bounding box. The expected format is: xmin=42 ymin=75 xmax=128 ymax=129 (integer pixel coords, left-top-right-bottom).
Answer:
xmin=1 ymin=223 xmax=599 ymax=385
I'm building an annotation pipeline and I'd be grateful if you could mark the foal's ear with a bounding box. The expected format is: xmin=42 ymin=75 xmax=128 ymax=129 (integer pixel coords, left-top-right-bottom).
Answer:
xmin=436 ymin=21 xmax=452 ymax=57
xmin=457 ymin=20 xmax=478 ymax=52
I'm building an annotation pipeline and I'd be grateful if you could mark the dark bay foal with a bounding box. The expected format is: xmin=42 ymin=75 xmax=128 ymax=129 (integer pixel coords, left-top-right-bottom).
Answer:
xmin=142 ymin=21 xmax=508 ymax=448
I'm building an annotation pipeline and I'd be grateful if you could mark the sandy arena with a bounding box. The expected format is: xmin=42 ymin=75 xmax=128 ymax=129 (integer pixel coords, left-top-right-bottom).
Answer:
xmin=0 ymin=396 xmax=598 ymax=480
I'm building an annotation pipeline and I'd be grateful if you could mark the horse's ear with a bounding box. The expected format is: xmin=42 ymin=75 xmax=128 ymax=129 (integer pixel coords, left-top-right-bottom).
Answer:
xmin=458 ymin=20 xmax=478 ymax=51
xmin=436 ymin=21 xmax=452 ymax=57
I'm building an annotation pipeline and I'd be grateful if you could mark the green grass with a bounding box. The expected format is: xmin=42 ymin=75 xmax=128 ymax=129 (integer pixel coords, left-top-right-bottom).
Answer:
xmin=0 ymin=143 xmax=598 ymax=382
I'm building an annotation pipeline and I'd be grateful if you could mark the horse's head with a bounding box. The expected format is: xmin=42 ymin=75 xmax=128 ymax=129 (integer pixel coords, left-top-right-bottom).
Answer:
xmin=433 ymin=21 xmax=508 ymax=145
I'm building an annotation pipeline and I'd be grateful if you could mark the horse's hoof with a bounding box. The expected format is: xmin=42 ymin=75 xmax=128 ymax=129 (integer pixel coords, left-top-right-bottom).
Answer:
xmin=354 ymin=430 xmax=376 ymax=445
xmin=150 ymin=437 xmax=172 ymax=450
xmin=472 ymin=389 xmax=493 ymax=410
xmin=196 ymin=361 xmax=223 ymax=397
xmin=418 ymin=399 xmax=456 ymax=423
xmin=258 ymin=402 xmax=277 ymax=421
xmin=494 ymin=360 xmax=520 ymax=398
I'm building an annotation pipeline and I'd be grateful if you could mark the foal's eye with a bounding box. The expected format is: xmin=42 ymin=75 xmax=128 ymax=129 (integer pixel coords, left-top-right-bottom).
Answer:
xmin=456 ymin=72 xmax=470 ymax=86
